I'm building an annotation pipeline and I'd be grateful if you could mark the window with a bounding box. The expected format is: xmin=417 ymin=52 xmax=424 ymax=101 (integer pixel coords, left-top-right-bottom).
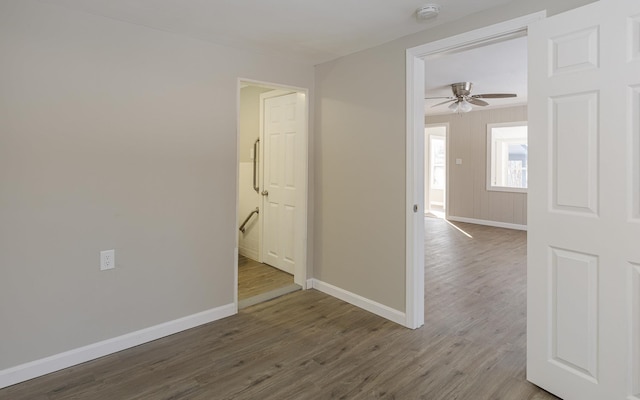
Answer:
xmin=487 ymin=121 xmax=528 ymax=192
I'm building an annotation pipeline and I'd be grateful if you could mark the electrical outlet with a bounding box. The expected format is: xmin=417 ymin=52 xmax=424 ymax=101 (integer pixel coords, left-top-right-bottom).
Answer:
xmin=100 ymin=249 xmax=115 ymax=271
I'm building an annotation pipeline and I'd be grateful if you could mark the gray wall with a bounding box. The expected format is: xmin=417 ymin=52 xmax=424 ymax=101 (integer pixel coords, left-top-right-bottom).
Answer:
xmin=0 ymin=0 xmax=313 ymax=369
xmin=313 ymin=0 xmax=595 ymax=313
xmin=428 ymin=106 xmax=528 ymax=226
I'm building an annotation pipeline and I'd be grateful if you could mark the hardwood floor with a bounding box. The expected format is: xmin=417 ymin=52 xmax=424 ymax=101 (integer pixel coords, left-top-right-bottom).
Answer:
xmin=1 ymin=218 xmax=557 ymax=399
xmin=238 ymin=255 xmax=294 ymax=300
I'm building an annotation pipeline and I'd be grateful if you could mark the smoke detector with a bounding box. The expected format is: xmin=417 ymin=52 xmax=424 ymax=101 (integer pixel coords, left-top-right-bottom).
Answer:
xmin=416 ymin=4 xmax=440 ymax=21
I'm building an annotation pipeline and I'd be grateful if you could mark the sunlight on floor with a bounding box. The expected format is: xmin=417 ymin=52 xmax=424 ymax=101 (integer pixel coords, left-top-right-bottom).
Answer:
xmin=428 ymin=209 xmax=445 ymax=218
xmin=444 ymin=219 xmax=473 ymax=238
xmin=425 ymin=210 xmax=474 ymax=238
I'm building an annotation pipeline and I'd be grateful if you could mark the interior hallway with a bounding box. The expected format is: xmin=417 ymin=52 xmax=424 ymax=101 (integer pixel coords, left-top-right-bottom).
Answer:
xmin=1 ymin=218 xmax=556 ymax=399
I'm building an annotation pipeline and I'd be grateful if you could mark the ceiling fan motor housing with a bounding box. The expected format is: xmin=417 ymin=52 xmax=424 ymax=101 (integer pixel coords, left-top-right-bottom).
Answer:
xmin=451 ymin=82 xmax=472 ymax=97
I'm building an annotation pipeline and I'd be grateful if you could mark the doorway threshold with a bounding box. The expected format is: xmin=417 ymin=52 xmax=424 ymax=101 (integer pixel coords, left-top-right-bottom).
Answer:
xmin=238 ymin=283 xmax=302 ymax=309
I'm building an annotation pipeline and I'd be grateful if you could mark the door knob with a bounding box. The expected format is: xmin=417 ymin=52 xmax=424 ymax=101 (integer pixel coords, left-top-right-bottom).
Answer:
xmin=261 ymin=190 xmax=269 ymax=196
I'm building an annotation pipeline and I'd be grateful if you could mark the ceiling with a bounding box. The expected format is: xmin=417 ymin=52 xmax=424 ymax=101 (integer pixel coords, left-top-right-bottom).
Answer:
xmin=424 ymin=35 xmax=528 ymax=115
xmin=39 ymin=0 xmax=527 ymax=114
xmin=39 ymin=0 xmax=515 ymax=65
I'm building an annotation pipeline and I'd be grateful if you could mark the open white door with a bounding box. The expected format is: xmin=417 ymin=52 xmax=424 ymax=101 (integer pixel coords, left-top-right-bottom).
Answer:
xmin=527 ymin=0 xmax=640 ymax=398
xmin=260 ymin=91 xmax=305 ymax=277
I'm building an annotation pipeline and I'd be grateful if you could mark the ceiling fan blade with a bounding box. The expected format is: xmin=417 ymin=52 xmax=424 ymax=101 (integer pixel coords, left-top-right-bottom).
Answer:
xmin=466 ymin=97 xmax=489 ymax=106
xmin=431 ymin=99 xmax=456 ymax=107
xmin=472 ymin=93 xmax=517 ymax=99
xmin=425 ymin=96 xmax=455 ymax=100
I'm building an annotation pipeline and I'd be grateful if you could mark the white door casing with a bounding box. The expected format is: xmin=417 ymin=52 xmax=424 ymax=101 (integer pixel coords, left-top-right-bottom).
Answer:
xmin=405 ymin=12 xmax=546 ymax=329
xmin=260 ymin=91 xmax=305 ymax=277
xmin=527 ymin=0 xmax=640 ymax=398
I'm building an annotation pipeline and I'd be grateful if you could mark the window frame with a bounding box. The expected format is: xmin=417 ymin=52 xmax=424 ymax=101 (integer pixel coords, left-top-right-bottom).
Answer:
xmin=486 ymin=121 xmax=528 ymax=193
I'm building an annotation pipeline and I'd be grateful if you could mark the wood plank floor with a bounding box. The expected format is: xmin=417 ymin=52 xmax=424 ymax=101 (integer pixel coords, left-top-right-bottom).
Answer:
xmin=238 ymin=255 xmax=294 ymax=300
xmin=1 ymin=218 xmax=557 ymax=399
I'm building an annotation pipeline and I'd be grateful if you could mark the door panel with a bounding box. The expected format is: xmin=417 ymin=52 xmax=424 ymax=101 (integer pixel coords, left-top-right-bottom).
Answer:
xmin=550 ymin=247 xmax=598 ymax=381
xmin=264 ymin=201 xmax=279 ymax=259
xmin=282 ymin=204 xmax=295 ymax=268
xmin=551 ymin=92 xmax=598 ymax=213
xmin=527 ymin=0 xmax=640 ymax=398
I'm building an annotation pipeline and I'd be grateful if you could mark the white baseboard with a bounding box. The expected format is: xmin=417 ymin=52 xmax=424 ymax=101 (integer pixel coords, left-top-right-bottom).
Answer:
xmin=309 ymin=279 xmax=406 ymax=326
xmin=447 ymin=215 xmax=527 ymax=231
xmin=0 ymin=303 xmax=236 ymax=389
xmin=238 ymin=246 xmax=259 ymax=261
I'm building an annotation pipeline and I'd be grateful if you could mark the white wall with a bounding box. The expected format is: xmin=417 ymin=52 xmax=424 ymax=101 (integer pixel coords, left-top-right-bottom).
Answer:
xmin=0 ymin=0 xmax=313 ymax=371
xmin=313 ymin=0 xmax=595 ymax=313
xmin=428 ymin=106 xmax=528 ymax=226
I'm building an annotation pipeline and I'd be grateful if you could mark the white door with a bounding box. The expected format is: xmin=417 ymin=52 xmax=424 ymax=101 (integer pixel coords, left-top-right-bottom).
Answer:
xmin=260 ymin=92 xmax=305 ymax=275
xmin=527 ymin=0 xmax=640 ymax=398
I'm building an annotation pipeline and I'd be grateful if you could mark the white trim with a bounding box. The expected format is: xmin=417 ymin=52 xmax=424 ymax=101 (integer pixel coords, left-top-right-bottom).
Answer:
xmin=414 ymin=12 xmax=546 ymax=58
xmin=405 ymin=11 xmax=545 ymax=331
xmin=309 ymin=279 xmax=406 ymax=326
xmin=0 ymin=303 xmax=236 ymax=389
xmin=405 ymin=51 xmax=426 ymax=330
xmin=447 ymin=215 xmax=527 ymax=231
xmin=233 ymin=247 xmax=239 ymax=312
xmin=487 ymin=186 xmax=528 ymax=193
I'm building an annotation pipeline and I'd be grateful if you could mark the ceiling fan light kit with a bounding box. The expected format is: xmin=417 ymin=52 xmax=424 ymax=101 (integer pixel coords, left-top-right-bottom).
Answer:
xmin=426 ymin=81 xmax=517 ymax=114
xmin=448 ymin=99 xmax=472 ymax=113
xmin=416 ymin=4 xmax=440 ymax=21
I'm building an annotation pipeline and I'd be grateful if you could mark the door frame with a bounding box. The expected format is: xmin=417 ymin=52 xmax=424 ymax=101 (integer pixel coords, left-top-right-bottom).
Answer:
xmin=235 ymin=79 xmax=310 ymax=308
xmin=425 ymin=123 xmax=449 ymax=218
xmin=404 ymin=11 xmax=546 ymax=329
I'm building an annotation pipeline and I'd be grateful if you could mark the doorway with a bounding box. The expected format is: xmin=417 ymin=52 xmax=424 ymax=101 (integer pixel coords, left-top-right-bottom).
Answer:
xmin=425 ymin=124 xmax=448 ymax=218
xmin=404 ymin=11 xmax=545 ymax=329
xmin=237 ymin=80 xmax=309 ymax=309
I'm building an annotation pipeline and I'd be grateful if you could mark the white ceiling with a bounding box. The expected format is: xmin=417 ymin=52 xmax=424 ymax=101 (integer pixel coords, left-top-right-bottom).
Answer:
xmin=39 ymin=0 xmax=515 ymax=65
xmin=39 ymin=0 xmax=527 ymax=115
xmin=424 ymin=35 xmax=528 ymax=115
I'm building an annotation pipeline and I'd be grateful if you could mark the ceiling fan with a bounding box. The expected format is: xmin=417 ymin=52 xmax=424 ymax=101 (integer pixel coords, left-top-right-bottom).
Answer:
xmin=426 ymin=82 xmax=517 ymax=113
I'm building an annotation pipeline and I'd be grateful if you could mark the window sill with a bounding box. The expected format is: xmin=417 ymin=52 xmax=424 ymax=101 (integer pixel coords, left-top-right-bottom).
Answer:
xmin=487 ymin=186 xmax=528 ymax=194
